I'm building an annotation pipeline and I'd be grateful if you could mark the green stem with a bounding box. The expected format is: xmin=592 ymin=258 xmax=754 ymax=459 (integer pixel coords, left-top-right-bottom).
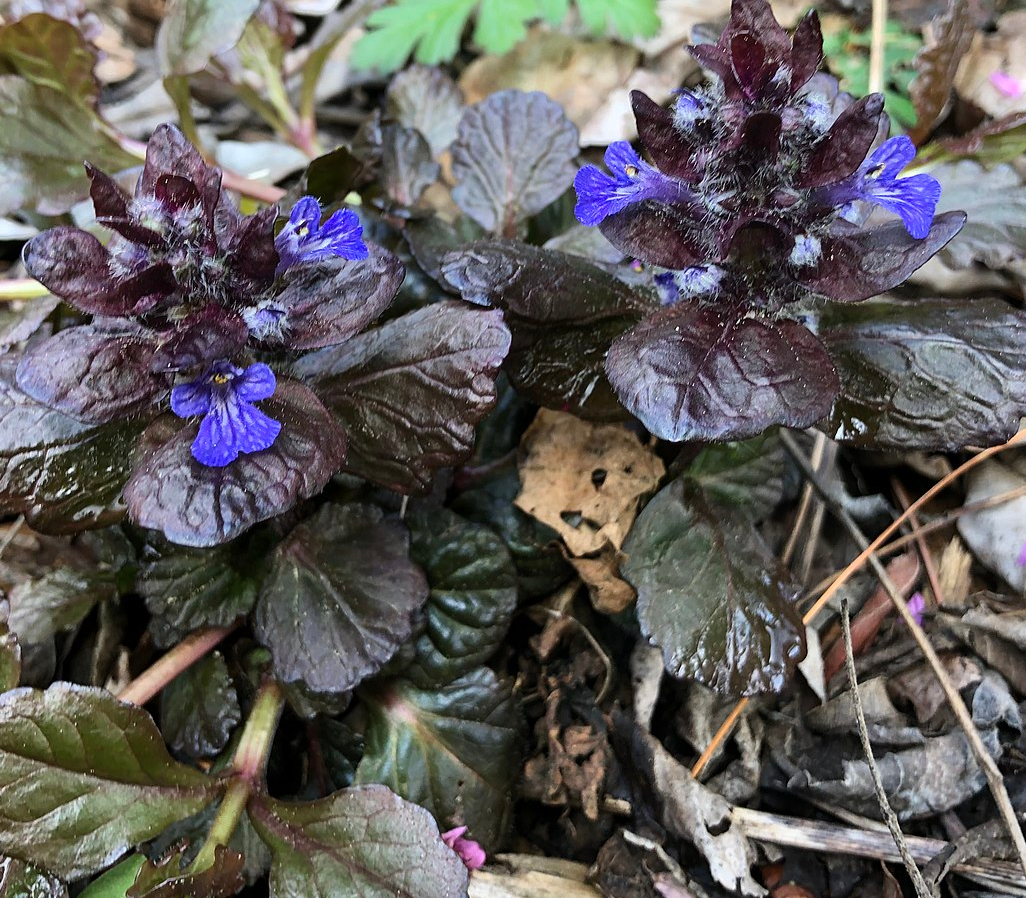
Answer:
xmin=164 ymin=76 xmax=204 ymax=151
xmin=189 ymin=680 xmax=284 ymax=874
xmin=0 ymin=279 xmax=49 ymax=301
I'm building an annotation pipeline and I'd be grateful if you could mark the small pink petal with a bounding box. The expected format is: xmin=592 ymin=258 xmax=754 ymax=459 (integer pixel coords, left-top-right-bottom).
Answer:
xmin=1016 ymin=539 xmax=1026 ymax=567
xmin=441 ymin=826 xmax=486 ymax=871
xmin=907 ymin=591 xmax=926 ymax=627
xmin=990 ymin=71 xmax=1022 ymax=98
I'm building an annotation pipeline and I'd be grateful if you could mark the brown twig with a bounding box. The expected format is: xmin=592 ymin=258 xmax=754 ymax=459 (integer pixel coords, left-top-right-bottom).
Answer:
xmin=841 ymin=598 xmax=932 ymax=897
xmin=116 ymin=623 xmax=239 ymax=706
xmin=691 ymin=427 xmax=1026 ymax=781
xmin=893 ymin=477 xmax=944 ymax=606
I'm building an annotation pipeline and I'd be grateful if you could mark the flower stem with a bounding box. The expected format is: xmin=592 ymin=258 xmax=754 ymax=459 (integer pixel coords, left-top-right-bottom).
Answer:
xmin=0 ymin=278 xmax=49 ymax=301
xmin=116 ymin=623 xmax=239 ymax=706
xmin=189 ymin=679 xmax=285 ymax=874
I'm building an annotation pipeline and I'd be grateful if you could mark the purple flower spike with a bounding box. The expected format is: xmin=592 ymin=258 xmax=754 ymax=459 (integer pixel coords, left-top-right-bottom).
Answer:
xmin=275 ymin=195 xmax=369 ymax=274
xmin=171 ymin=361 xmax=281 ymax=467
xmin=823 ymin=136 xmax=941 ymax=239
xmin=574 ymin=142 xmax=691 ymax=227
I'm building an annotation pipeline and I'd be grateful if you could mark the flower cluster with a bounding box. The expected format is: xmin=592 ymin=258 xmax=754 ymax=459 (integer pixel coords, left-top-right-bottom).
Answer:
xmin=572 ymin=0 xmax=965 ymax=442
xmin=14 ymin=125 xmax=404 ymax=545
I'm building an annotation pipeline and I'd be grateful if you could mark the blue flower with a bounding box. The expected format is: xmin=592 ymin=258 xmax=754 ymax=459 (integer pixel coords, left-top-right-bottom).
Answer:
xmin=574 ymin=142 xmax=691 ymax=227
xmin=275 ymin=196 xmax=369 ymax=274
xmin=171 ymin=361 xmax=281 ymax=467
xmin=822 ymin=136 xmax=941 ymax=239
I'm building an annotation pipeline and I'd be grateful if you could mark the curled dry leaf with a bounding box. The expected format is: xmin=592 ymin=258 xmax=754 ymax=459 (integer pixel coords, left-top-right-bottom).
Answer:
xmin=515 ymin=409 xmax=664 ymax=557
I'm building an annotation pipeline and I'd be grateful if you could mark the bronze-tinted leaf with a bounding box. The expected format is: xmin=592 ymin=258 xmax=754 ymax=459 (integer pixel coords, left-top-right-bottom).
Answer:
xmin=605 ymin=302 xmax=838 ymax=442
xmin=451 ymin=90 xmax=578 ymax=236
xmin=124 ymin=380 xmax=346 ymax=547
xmin=622 ymin=480 xmax=804 ymax=696
xmin=253 ymin=503 xmax=428 ymax=693
xmin=296 ymin=302 xmax=509 ymax=493
xmin=817 ymin=297 xmax=1026 ymax=450
xmin=907 ymin=0 xmax=973 ymax=145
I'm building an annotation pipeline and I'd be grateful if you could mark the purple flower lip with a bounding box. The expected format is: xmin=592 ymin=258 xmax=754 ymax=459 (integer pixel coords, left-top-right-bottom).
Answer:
xmin=170 ymin=360 xmax=281 ymax=467
xmin=275 ymin=195 xmax=369 ymax=274
xmin=574 ymin=142 xmax=694 ymax=227
xmin=814 ymin=136 xmax=941 ymax=239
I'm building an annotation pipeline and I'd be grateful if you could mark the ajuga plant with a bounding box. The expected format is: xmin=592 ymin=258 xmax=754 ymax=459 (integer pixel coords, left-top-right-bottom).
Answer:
xmin=2 ymin=124 xmax=510 ymax=547
xmin=443 ymin=0 xmax=984 ymax=446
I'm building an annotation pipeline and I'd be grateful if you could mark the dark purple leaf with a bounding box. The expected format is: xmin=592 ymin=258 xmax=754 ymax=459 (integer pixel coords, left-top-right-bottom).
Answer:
xmin=797 ymin=93 xmax=885 ymax=188
xmin=356 ymin=669 xmax=521 ymax=849
xmin=248 ymin=785 xmax=468 ymax=898
xmin=149 ymin=306 xmax=249 ymax=373
xmin=124 ymin=380 xmax=346 ymax=547
xmin=622 ymin=479 xmax=805 ymax=696
xmin=817 ymin=297 xmax=1026 ymax=450
xmin=224 ymin=203 xmax=279 ymax=285
xmin=253 ymin=503 xmax=428 ymax=693
xmin=731 ymin=111 xmax=782 ymax=167
xmin=789 ymin=11 xmax=823 ymax=92
xmin=631 ymin=91 xmax=702 ymax=181
xmin=86 ymin=164 xmax=162 ymax=246
xmin=138 ymin=124 xmax=221 ymax=221
xmin=160 ymin=653 xmax=241 ymax=758
xmin=381 ymin=124 xmax=440 ymax=207
xmin=296 ymin=302 xmax=509 ymax=493
xmin=137 ymin=537 xmax=262 ymax=648
xmin=386 ymin=64 xmax=464 ymax=157
xmin=799 ymin=211 xmax=966 ymax=302
xmin=128 ymin=844 xmax=245 ymax=898
xmin=606 ymin=302 xmax=838 ymax=442
xmin=271 ymin=244 xmax=403 ymax=350
xmin=0 ymin=356 xmax=143 ymax=532
xmin=451 ymin=90 xmax=578 ymax=236
xmin=403 ymin=504 xmax=518 ymax=688
xmin=22 ymin=227 xmax=174 ymax=316
xmin=441 ymin=241 xmax=650 ymax=420
xmin=16 ymin=324 xmax=167 ymax=424
xmin=907 ymin=0 xmax=973 ymax=145
xmin=599 ymin=202 xmax=704 ymax=269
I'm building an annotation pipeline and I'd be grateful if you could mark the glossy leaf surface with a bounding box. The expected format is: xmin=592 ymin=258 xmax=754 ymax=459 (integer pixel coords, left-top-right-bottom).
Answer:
xmin=248 ymin=785 xmax=469 ymax=898
xmin=356 ymin=669 xmax=520 ymax=848
xmin=254 ymin=504 xmax=428 ymax=693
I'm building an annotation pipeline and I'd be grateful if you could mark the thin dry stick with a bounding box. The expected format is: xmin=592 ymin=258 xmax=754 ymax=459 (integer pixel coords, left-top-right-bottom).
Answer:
xmin=733 ymin=808 xmax=1026 ymax=893
xmin=0 ymin=515 xmax=24 ymax=563
xmin=893 ymin=478 xmax=944 ymax=605
xmin=781 ymin=431 xmax=1026 ymax=879
xmin=869 ymin=0 xmax=888 ymax=95
xmin=117 ymin=623 xmax=238 ymax=706
xmin=782 ymin=432 xmax=828 ymax=566
xmin=691 ymin=427 xmax=1026 ymax=780
xmin=841 ymin=598 xmax=932 ymax=897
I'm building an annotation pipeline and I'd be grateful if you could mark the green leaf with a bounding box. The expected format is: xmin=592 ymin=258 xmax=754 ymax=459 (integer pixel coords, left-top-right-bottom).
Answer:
xmin=356 ymin=669 xmax=520 ymax=848
xmin=0 ymin=16 xmax=136 ymax=215
xmin=450 ymin=469 xmax=571 ymax=598
xmin=8 ymin=567 xmax=115 ymax=646
xmin=351 ymin=0 xmax=658 ymax=73
xmin=127 ymin=844 xmax=244 ymax=898
xmin=160 ymin=653 xmax=241 ymax=758
xmin=0 ymin=685 xmax=218 ymax=878
xmin=156 ymin=0 xmax=261 ymax=77
xmin=253 ymin=504 xmax=428 ymax=694
xmin=683 ymin=433 xmax=786 ymax=520
xmin=622 ymin=481 xmax=804 ymax=696
xmin=0 ymin=604 xmax=21 ymax=693
xmin=0 ymin=855 xmax=66 ymax=898
xmin=0 ymin=359 xmax=143 ymax=533
xmin=77 ymin=856 xmax=145 ymax=898
xmin=248 ymin=785 xmax=469 ymax=898
xmin=576 ymin=0 xmax=658 ymax=38
xmin=137 ymin=536 xmax=262 ymax=649
xmin=404 ymin=505 xmax=517 ymax=688
xmin=451 ymin=90 xmax=578 ymax=236
xmin=817 ymin=297 xmax=1026 ymax=451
